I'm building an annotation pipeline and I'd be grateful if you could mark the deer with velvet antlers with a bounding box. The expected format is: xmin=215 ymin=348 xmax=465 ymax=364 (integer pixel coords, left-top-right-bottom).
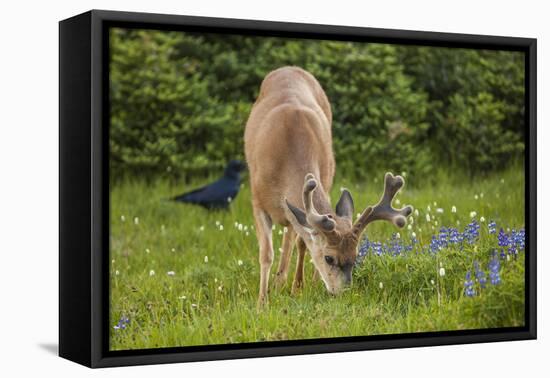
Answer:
xmin=244 ymin=66 xmax=413 ymax=306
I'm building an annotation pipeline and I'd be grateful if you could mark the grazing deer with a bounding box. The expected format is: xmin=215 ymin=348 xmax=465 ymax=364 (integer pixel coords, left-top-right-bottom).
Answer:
xmin=244 ymin=66 xmax=412 ymax=306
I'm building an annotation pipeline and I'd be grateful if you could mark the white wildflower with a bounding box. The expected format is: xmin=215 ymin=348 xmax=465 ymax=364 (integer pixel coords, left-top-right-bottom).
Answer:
xmin=470 ymin=211 xmax=477 ymax=218
xmin=474 ymin=194 xmax=479 ymax=200
xmin=480 ymin=216 xmax=486 ymax=223
xmin=216 ymin=220 xmax=220 ymax=226
xmin=120 ymin=215 xmax=126 ymax=222
xmin=115 ymin=270 xmax=120 ymax=276
xmin=436 ymin=208 xmax=444 ymax=214
xmin=244 ymin=225 xmax=248 ymax=231
xmin=218 ymin=286 xmax=223 ymax=292
xmin=395 ymin=232 xmax=400 ymax=239
xmin=167 ymin=271 xmax=175 ymax=276
xmin=379 ymin=282 xmax=384 ymax=289
xmin=430 ymin=279 xmax=435 ymax=285
xmin=427 ymin=205 xmax=432 ymax=212
xmin=451 ymin=206 xmax=457 ymax=213
xmin=283 ymin=227 xmax=288 ymax=233
xmin=410 ymin=216 xmax=414 ymax=224
xmin=204 ymin=256 xmax=208 ymax=263
xmin=219 ymin=225 xmax=224 ymax=231
xmin=191 ymin=303 xmax=198 ymax=308
xmin=238 ymin=223 xmax=243 ymax=231
xmin=414 ymin=209 xmax=420 ymax=217
xmin=278 ymin=230 xmax=283 ymax=235
xmin=407 ymin=224 xmax=412 ymax=230
xmin=411 ymin=232 xmax=417 ymax=238
xmin=133 ymin=217 xmax=139 ymax=225
xmin=145 ymin=248 xmax=150 ymax=254
xmin=439 ymin=267 xmax=446 ymax=277
xmin=426 ymin=214 xmax=431 ymax=222
xmin=401 ymin=171 xmax=407 ymax=178
xmin=149 ymin=270 xmax=155 ymax=276
xmin=237 ymin=259 xmax=243 ymax=266
xmin=199 ymin=226 xmax=205 ymax=232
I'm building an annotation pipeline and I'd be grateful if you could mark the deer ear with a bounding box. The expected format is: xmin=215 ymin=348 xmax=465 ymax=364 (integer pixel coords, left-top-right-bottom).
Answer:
xmin=285 ymin=200 xmax=311 ymax=228
xmin=335 ymin=189 xmax=354 ymax=219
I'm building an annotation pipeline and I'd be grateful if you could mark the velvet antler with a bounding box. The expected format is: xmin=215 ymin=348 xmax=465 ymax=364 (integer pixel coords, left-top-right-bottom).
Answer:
xmin=302 ymin=173 xmax=336 ymax=232
xmin=352 ymin=172 xmax=413 ymax=237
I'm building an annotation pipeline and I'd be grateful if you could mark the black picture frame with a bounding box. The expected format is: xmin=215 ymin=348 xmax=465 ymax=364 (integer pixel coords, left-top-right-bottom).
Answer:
xmin=59 ymin=9 xmax=537 ymax=368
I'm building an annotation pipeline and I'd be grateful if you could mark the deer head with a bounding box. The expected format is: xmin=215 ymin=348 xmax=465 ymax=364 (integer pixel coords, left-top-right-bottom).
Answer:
xmin=285 ymin=172 xmax=412 ymax=295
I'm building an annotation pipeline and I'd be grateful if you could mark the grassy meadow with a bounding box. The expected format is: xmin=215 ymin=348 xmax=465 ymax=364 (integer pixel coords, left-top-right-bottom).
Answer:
xmin=109 ymin=166 xmax=525 ymax=350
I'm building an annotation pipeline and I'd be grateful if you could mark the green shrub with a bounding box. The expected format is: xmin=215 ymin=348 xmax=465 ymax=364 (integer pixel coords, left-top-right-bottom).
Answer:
xmin=109 ymin=28 xmax=525 ymax=181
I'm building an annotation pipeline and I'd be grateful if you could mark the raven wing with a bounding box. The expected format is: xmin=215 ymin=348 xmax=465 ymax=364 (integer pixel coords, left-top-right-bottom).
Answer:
xmin=172 ymin=178 xmax=239 ymax=209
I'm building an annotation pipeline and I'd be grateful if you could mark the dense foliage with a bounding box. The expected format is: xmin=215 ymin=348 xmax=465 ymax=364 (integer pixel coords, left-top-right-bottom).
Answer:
xmin=109 ymin=28 xmax=525 ymax=181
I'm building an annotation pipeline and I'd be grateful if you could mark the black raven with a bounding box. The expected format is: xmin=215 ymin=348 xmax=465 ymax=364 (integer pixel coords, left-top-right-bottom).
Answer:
xmin=172 ymin=160 xmax=246 ymax=210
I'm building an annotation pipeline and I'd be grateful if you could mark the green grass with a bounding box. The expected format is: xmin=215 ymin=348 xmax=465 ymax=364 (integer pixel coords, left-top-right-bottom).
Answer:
xmin=109 ymin=167 xmax=525 ymax=350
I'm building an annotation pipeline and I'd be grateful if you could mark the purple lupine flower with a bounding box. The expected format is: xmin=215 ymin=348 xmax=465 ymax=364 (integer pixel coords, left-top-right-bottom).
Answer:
xmin=516 ymin=229 xmax=526 ymax=249
xmin=474 ymin=261 xmax=487 ymax=289
xmin=113 ymin=315 xmax=130 ymax=330
xmin=388 ymin=233 xmax=404 ymax=256
xmin=449 ymin=228 xmax=461 ymax=244
xmin=438 ymin=227 xmax=449 ymax=248
xmin=498 ymin=228 xmax=509 ymax=247
xmin=429 ymin=235 xmax=441 ymax=253
xmin=358 ymin=238 xmax=369 ymax=258
xmin=464 ymin=271 xmax=475 ymax=297
xmin=372 ymin=241 xmax=383 ymax=256
xmin=464 ymin=220 xmax=480 ymax=244
xmin=488 ymin=221 xmax=497 ymax=234
xmin=488 ymin=257 xmax=501 ymax=285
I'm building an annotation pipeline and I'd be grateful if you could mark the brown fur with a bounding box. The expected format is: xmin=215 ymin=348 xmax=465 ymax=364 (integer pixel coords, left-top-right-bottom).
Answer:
xmin=245 ymin=66 xmax=412 ymax=306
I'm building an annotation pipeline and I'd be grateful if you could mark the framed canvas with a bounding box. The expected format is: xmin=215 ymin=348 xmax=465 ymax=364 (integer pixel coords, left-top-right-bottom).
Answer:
xmin=59 ymin=10 xmax=537 ymax=368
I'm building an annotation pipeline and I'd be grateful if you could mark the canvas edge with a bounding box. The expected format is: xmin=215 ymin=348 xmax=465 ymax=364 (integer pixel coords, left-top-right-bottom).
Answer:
xmin=57 ymin=9 xmax=537 ymax=369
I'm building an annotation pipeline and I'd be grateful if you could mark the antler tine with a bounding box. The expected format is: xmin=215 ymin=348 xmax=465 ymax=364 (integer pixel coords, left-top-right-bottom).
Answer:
xmin=353 ymin=172 xmax=413 ymax=237
xmin=302 ymin=173 xmax=336 ymax=232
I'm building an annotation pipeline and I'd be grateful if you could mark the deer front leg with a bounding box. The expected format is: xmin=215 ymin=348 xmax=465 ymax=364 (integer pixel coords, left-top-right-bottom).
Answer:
xmin=292 ymin=236 xmax=307 ymax=295
xmin=254 ymin=208 xmax=274 ymax=308
xmin=274 ymin=227 xmax=296 ymax=289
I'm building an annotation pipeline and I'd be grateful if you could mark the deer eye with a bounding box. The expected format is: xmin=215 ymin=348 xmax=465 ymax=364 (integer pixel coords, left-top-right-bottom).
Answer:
xmin=324 ymin=255 xmax=335 ymax=265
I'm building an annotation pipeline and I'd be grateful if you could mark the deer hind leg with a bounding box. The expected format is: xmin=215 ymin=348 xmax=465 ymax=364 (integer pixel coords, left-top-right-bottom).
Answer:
xmin=254 ymin=208 xmax=274 ymax=308
xmin=291 ymin=236 xmax=307 ymax=295
xmin=274 ymin=227 xmax=296 ymax=289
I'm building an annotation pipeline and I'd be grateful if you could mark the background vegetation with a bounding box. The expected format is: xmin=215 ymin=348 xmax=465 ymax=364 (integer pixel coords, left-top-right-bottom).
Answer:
xmin=109 ymin=28 xmax=525 ymax=182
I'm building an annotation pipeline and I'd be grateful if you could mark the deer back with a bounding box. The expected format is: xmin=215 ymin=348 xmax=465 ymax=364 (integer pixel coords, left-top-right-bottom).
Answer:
xmin=244 ymin=66 xmax=335 ymax=225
